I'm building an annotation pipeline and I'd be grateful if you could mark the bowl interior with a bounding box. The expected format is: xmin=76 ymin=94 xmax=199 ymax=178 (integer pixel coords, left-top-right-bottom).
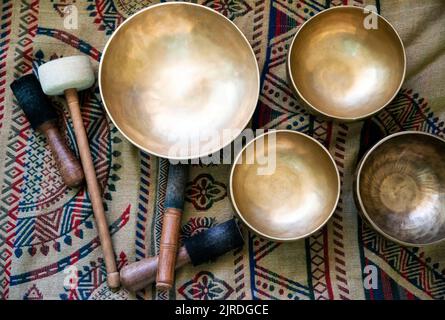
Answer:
xmin=289 ymin=7 xmax=405 ymax=119
xmin=100 ymin=4 xmax=258 ymax=158
xmin=358 ymin=133 xmax=445 ymax=245
xmin=231 ymin=131 xmax=339 ymax=241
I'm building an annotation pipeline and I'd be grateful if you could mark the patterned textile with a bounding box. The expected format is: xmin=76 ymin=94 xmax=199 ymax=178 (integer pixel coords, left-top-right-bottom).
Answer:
xmin=0 ymin=0 xmax=444 ymax=300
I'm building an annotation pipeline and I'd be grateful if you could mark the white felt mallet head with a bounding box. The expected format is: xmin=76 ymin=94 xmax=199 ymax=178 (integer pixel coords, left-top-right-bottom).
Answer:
xmin=38 ymin=55 xmax=95 ymax=96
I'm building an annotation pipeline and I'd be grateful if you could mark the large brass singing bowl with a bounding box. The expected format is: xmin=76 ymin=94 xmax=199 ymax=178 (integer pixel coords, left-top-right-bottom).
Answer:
xmin=99 ymin=3 xmax=259 ymax=159
xmin=230 ymin=130 xmax=340 ymax=241
xmin=288 ymin=6 xmax=406 ymax=121
xmin=355 ymin=132 xmax=445 ymax=246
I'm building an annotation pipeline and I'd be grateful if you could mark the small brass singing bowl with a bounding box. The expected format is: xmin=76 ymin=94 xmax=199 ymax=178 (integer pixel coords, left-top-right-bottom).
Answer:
xmin=99 ymin=3 xmax=259 ymax=159
xmin=230 ymin=130 xmax=340 ymax=241
xmin=288 ymin=6 xmax=406 ymax=121
xmin=355 ymin=132 xmax=445 ymax=246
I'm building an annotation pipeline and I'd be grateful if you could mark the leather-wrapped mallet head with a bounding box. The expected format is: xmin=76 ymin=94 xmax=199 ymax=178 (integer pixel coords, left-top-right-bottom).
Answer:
xmin=184 ymin=218 xmax=244 ymax=266
xmin=10 ymin=74 xmax=84 ymax=188
xmin=11 ymin=74 xmax=58 ymax=129
xmin=120 ymin=219 xmax=244 ymax=292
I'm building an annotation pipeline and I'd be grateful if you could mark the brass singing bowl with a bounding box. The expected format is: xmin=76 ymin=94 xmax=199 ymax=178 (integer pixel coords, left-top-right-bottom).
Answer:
xmin=288 ymin=6 xmax=406 ymax=121
xmin=355 ymin=132 xmax=445 ymax=246
xmin=230 ymin=130 xmax=340 ymax=241
xmin=99 ymin=3 xmax=259 ymax=159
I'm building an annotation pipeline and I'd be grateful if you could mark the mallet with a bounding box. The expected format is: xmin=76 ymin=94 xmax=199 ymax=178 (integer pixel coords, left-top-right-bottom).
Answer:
xmin=10 ymin=74 xmax=84 ymax=188
xmin=157 ymin=163 xmax=188 ymax=290
xmin=38 ymin=55 xmax=119 ymax=289
xmin=121 ymin=219 xmax=244 ymax=292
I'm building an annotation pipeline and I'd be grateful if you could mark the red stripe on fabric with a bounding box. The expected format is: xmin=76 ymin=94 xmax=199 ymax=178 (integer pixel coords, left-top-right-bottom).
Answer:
xmin=405 ymin=290 xmax=415 ymax=300
xmin=381 ymin=270 xmax=394 ymax=300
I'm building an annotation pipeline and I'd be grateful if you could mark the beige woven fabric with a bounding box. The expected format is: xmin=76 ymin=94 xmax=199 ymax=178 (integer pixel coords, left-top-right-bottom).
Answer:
xmin=0 ymin=0 xmax=444 ymax=300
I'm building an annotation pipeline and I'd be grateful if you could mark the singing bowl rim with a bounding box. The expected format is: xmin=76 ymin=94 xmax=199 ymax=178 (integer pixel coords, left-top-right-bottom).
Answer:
xmin=229 ymin=129 xmax=341 ymax=242
xmin=287 ymin=5 xmax=407 ymax=121
xmin=355 ymin=131 xmax=445 ymax=247
xmin=98 ymin=2 xmax=260 ymax=160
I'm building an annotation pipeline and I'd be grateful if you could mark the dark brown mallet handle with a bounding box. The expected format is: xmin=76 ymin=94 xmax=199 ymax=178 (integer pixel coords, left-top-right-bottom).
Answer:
xmin=39 ymin=121 xmax=84 ymax=187
xmin=65 ymin=88 xmax=120 ymax=289
xmin=122 ymin=219 xmax=244 ymax=292
xmin=122 ymin=247 xmax=190 ymax=292
xmin=156 ymin=164 xmax=188 ymax=290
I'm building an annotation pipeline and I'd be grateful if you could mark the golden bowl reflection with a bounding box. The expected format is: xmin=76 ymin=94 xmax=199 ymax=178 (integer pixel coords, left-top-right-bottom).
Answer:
xmin=355 ymin=132 xmax=445 ymax=246
xmin=230 ymin=130 xmax=340 ymax=241
xmin=99 ymin=3 xmax=259 ymax=159
xmin=288 ymin=6 xmax=406 ymax=120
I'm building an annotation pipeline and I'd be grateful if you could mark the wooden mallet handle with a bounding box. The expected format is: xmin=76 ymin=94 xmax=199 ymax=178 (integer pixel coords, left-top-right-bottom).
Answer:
xmin=39 ymin=121 xmax=84 ymax=187
xmin=156 ymin=164 xmax=188 ymax=290
xmin=65 ymin=88 xmax=120 ymax=289
xmin=122 ymin=247 xmax=190 ymax=292
xmin=122 ymin=219 xmax=244 ymax=292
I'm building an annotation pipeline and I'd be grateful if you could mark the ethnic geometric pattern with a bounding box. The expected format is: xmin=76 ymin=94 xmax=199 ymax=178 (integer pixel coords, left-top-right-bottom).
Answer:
xmin=23 ymin=283 xmax=43 ymax=300
xmin=233 ymin=245 xmax=246 ymax=299
xmin=180 ymin=216 xmax=217 ymax=243
xmin=49 ymin=0 xmax=76 ymax=18
xmin=0 ymin=0 xmax=13 ymax=131
xmin=135 ymin=151 xmax=150 ymax=262
xmin=18 ymin=130 xmax=66 ymax=212
xmin=250 ymin=236 xmax=311 ymax=300
xmin=0 ymin=0 xmax=39 ymax=300
xmin=185 ymin=174 xmax=227 ymax=211
xmin=306 ymin=228 xmax=332 ymax=300
xmin=151 ymin=158 xmax=169 ymax=300
xmin=361 ymin=222 xmax=445 ymax=300
xmin=37 ymin=27 xmax=102 ymax=61
xmin=113 ymin=0 xmax=153 ymax=18
xmin=60 ymin=252 xmax=128 ymax=300
xmin=0 ymin=0 xmax=131 ymax=299
xmin=178 ymin=271 xmax=235 ymax=300
xmin=329 ymin=123 xmax=351 ymax=300
xmin=361 ymin=259 xmax=421 ymax=300
xmin=86 ymin=0 xmax=124 ymax=35
xmin=134 ymin=151 xmax=150 ymax=300
xmin=151 ymin=158 xmax=168 ymax=257
xmin=367 ymin=89 xmax=445 ymax=138
xmin=10 ymin=204 xmax=130 ymax=286
xmin=0 ymin=0 xmax=14 ymax=298
xmin=203 ymin=0 xmax=253 ymax=20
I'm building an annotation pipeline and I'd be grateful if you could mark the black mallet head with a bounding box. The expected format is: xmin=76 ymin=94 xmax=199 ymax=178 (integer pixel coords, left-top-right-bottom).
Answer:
xmin=184 ymin=218 xmax=244 ymax=266
xmin=10 ymin=73 xmax=58 ymax=130
xmin=9 ymin=73 xmax=85 ymax=188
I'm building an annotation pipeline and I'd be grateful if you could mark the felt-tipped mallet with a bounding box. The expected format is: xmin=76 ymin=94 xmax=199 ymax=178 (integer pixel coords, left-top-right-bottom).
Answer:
xmin=120 ymin=219 xmax=244 ymax=292
xmin=10 ymin=74 xmax=84 ymax=188
xmin=38 ymin=55 xmax=120 ymax=289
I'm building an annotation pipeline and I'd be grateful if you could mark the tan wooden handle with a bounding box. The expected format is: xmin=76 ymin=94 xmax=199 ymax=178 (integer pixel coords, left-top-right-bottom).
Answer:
xmin=65 ymin=88 xmax=120 ymax=289
xmin=121 ymin=247 xmax=190 ymax=292
xmin=156 ymin=207 xmax=183 ymax=290
xmin=40 ymin=121 xmax=84 ymax=188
